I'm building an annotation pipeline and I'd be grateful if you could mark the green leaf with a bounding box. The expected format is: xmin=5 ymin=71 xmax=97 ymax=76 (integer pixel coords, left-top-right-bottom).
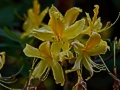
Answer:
xmin=3 ymin=27 xmax=21 ymax=43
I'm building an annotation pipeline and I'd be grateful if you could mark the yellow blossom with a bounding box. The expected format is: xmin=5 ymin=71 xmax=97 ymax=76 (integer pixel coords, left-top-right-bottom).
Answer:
xmin=23 ymin=41 xmax=65 ymax=86
xmin=21 ymin=0 xmax=49 ymax=38
xmin=31 ymin=5 xmax=85 ymax=52
xmin=81 ymin=5 xmax=111 ymax=35
xmin=66 ymin=32 xmax=109 ymax=80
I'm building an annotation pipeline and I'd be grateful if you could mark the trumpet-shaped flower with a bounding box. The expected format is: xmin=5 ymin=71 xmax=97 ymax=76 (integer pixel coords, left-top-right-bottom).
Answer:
xmin=21 ymin=0 xmax=49 ymax=38
xmin=31 ymin=5 xmax=85 ymax=51
xmin=81 ymin=5 xmax=111 ymax=35
xmin=23 ymin=41 xmax=65 ymax=86
xmin=66 ymin=32 xmax=109 ymax=80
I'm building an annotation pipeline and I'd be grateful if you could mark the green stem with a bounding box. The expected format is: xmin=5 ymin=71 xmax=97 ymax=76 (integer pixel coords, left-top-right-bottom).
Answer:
xmin=113 ymin=40 xmax=116 ymax=67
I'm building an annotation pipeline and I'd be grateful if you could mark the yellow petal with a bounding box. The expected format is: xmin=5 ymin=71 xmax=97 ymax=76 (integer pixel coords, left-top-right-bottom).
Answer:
xmin=73 ymin=40 xmax=84 ymax=54
xmin=92 ymin=5 xmax=99 ymax=23
xmin=48 ymin=13 xmax=64 ymax=39
xmin=31 ymin=59 xmax=49 ymax=79
xmin=49 ymin=5 xmax=63 ymax=19
xmin=83 ymin=54 xmax=93 ymax=80
xmin=88 ymin=40 xmax=109 ymax=56
xmin=51 ymin=61 xmax=65 ymax=86
xmin=28 ymin=9 xmax=36 ymax=24
xmin=48 ymin=5 xmax=64 ymax=38
xmin=93 ymin=18 xmax=102 ymax=31
xmin=33 ymin=0 xmax=40 ymax=16
xmin=85 ymin=12 xmax=92 ymax=25
xmin=100 ymin=39 xmax=110 ymax=50
xmin=39 ymin=7 xmax=49 ymax=24
xmin=65 ymin=55 xmax=82 ymax=73
xmin=48 ymin=19 xmax=64 ymax=39
xmin=51 ymin=42 xmax=61 ymax=56
xmin=63 ymin=19 xmax=85 ymax=40
xmin=61 ymin=40 xmax=70 ymax=51
xmin=0 ymin=52 xmax=5 ymax=69
xmin=23 ymin=44 xmax=41 ymax=58
xmin=23 ymin=16 xmax=37 ymax=32
xmin=72 ymin=55 xmax=82 ymax=70
xmin=85 ymin=32 xmax=101 ymax=51
xmin=38 ymin=41 xmax=51 ymax=58
xmin=31 ymin=27 xmax=54 ymax=41
xmin=64 ymin=7 xmax=82 ymax=28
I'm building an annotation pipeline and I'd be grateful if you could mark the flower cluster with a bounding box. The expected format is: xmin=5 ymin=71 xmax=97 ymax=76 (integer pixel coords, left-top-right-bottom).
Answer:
xmin=23 ymin=0 xmax=110 ymax=87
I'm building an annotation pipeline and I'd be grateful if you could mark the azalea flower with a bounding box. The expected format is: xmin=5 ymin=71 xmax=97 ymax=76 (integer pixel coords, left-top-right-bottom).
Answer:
xmin=23 ymin=41 xmax=65 ymax=86
xmin=0 ymin=52 xmax=5 ymax=70
xmin=21 ymin=0 xmax=49 ymax=38
xmin=31 ymin=5 xmax=85 ymax=51
xmin=66 ymin=32 xmax=109 ymax=80
xmin=81 ymin=5 xmax=111 ymax=35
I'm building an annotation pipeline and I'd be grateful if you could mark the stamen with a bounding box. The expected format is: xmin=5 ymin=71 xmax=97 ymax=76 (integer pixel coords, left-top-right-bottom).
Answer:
xmin=99 ymin=12 xmax=120 ymax=32
xmin=98 ymin=54 xmax=110 ymax=72
xmin=90 ymin=61 xmax=106 ymax=72
xmin=0 ymin=82 xmax=11 ymax=89
xmin=41 ymin=67 xmax=50 ymax=81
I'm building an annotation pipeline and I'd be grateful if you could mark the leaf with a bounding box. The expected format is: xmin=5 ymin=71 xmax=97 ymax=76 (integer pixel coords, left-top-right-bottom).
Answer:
xmin=3 ymin=27 xmax=21 ymax=43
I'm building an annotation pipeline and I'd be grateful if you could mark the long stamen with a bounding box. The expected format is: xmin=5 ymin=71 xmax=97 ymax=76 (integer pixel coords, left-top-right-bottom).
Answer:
xmin=41 ymin=67 xmax=50 ymax=81
xmin=98 ymin=54 xmax=110 ymax=72
xmin=99 ymin=12 xmax=120 ymax=32
xmin=0 ymin=82 xmax=11 ymax=89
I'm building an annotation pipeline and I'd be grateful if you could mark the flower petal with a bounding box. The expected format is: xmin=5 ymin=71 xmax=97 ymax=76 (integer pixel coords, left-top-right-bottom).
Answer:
xmin=31 ymin=27 xmax=54 ymax=41
xmin=39 ymin=7 xmax=49 ymax=24
xmin=51 ymin=61 xmax=65 ymax=86
xmin=83 ymin=54 xmax=93 ymax=80
xmin=51 ymin=42 xmax=61 ymax=56
xmin=85 ymin=32 xmax=101 ymax=51
xmin=33 ymin=0 xmax=40 ymax=16
xmin=62 ymin=40 xmax=70 ymax=51
xmin=64 ymin=7 xmax=82 ymax=28
xmin=62 ymin=19 xmax=85 ymax=40
xmin=92 ymin=5 xmax=99 ymax=23
xmin=65 ymin=55 xmax=82 ymax=73
xmin=23 ymin=44 xmax=41 ymax=58
xmin=93 ymin=18 xmax=102 ymax=31
xmin=49 ymin=5 xmax=63 ymax=19
xmin=38 ymin=41 xmax=51 ymax=58
xmin=31 ymin=59 xmax=49 ymax=79
xmin=23 ymin=9 xmax=38 ymax=32
xmin=48 ymin=5 xmax=65 ymax=38
xmin=88 ymin=40 xmax=109 ymax=56
xmin=27 ymin=9 xmax=36 ymax=24
xmin=73 ymin=40 xmax=84 ymax=54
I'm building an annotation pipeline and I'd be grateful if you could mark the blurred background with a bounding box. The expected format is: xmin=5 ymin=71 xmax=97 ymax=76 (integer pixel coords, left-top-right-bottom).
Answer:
xmin=0 ymin=0 xmax=120 ymax=90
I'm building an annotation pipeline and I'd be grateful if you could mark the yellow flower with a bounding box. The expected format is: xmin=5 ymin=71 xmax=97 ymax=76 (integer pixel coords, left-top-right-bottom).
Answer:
xmin=31 ymin=5 xmax=85 ymax=51
xmin=66 ymin=32 xmax=109 ymax=80
xmin=23 ymin=41 xmax=65 ymax=86
xmin=81 ymin=5 xmax=110 ymax=35
xmin=0 ymin=52 xmax=5 ymax=70
xmin=21 ymin=0 xmax=49 ymax=38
